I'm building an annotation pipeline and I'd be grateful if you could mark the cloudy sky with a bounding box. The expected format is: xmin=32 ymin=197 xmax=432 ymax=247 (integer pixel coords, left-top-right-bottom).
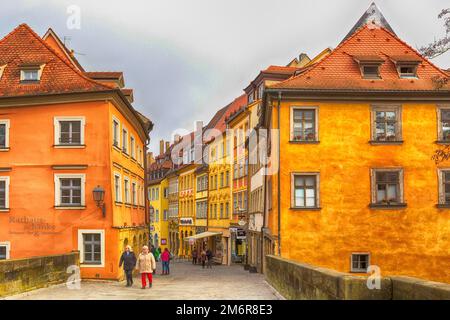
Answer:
xmin=1 ymin=0 xmax=449 ymax=154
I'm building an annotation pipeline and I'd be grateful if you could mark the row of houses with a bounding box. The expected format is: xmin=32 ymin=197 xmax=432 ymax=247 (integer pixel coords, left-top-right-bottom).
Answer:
xmin=0 ymin=24 xmax=153 ymax=280
xmin=148 ymin=3 xmax=450 ymax=283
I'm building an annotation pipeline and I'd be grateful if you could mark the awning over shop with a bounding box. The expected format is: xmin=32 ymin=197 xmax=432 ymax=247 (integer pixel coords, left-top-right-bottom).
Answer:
xmin=185 ymin=231 xmax=222 ymax=241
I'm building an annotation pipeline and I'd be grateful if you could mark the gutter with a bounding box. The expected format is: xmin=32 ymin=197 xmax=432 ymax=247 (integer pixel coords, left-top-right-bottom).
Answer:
xmin=276 ymin=91 xmax=282 ymax=256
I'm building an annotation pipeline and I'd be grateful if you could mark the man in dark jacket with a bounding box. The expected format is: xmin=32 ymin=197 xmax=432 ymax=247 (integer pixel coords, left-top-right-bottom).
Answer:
xmin=119 ymin=245 xmax=137 ymax=287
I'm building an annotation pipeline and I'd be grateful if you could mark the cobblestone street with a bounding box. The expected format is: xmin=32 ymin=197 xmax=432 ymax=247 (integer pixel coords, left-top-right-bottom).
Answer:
xmin=5 ymin=261 xmax=282 ymax=300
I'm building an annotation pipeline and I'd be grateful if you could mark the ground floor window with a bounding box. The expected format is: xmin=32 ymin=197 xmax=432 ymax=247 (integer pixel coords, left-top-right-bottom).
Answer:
xmin=0 ymin=242 xmax=10 ymax=260
xmin=78 ymin=229 xmax=105 ymax=267
xmin=351 ymin=253 xmax=370 ymax=272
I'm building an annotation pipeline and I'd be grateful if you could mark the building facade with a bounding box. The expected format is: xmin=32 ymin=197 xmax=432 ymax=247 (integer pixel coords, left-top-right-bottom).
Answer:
xmin=261 ymin=5 xmax=450 ymax=283
xmin=206 ymin=94 xmax=247 ymax=265
xmin=0 ymin=24 xmax=152 ymax=280
xmin=226 ymin=107 xmax=249 ymax=265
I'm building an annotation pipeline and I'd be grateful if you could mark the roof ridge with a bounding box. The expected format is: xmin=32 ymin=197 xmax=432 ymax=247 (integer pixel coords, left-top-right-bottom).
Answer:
xmin=269 ymin=24 xmax=370 ymax=89
xmin=12 ymin=24 xmax=114 ymax=91
xmin=270 ymin=24 xmax=449 ymax=90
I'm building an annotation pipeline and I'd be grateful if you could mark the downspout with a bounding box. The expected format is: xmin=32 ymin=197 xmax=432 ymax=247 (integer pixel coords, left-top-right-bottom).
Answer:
xmin=144 ymin=138 xmax=150 ymax=231
xmin=276 ymin=91 xmax=282 ymax=256
xmin=261 ymin=136 xmax=267 ymax=272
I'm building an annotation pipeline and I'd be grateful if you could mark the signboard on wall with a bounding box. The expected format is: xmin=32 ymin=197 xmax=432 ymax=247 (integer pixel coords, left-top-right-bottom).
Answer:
xmin=236 ymin=229 xmax=246 ymax=240
xmin=161 ymin=239 xmax=167 ymax=245
xmin=179 ymin=217 xmax=194 ymax=225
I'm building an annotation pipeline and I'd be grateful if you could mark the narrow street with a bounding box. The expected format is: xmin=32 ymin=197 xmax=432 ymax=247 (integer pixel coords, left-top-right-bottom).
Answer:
xmin=5 ymin=261 xmax=282 ymax=300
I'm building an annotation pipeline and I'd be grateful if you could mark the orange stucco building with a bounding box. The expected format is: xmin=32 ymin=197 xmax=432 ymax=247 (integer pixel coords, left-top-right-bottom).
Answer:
xmin=261 ymin=5 xmax=450 ymax=283
xmin=0 ymin=24 xmax=152 ymax=280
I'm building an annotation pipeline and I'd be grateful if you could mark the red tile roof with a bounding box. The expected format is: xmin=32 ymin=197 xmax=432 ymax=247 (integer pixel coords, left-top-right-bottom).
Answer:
xmin=212 ymin=94 xmax=247 ymax=134
xmin=264 ymin=65 xmax=300 ymax=74
xmin=0 ymin=24 xmax=113 ymax=97
xmin=270 ymin=24 xmax=450 ymax=92
xmin=84 ymin=72 xmax=123 ymax=79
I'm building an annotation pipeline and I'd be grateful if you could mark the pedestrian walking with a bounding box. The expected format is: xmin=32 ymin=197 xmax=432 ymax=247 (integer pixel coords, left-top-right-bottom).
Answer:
xmin=201 ymin=249 xmax=207 ymax=269
xmin=206 ymin=248 xmax=213 ymax=269
xmin=161 ymin=248 xmax=171 ymax=275
xmin=192 ymin=247 xmax=198 ymax=265
xmin=119 ymin=245 xmax=136 ymax=287
xmin=136 ymin=245 xmax=156 ymax=289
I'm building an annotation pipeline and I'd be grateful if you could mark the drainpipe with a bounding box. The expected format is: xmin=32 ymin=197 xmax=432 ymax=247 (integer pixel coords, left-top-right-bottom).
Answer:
xmin=261 ymin=136 xmax=267 ymax=273
xmin=276 ymin=91 xmax=282 ymax=256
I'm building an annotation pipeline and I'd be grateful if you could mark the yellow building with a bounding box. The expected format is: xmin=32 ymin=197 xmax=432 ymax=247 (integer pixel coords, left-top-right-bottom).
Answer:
xmin=244 ymin=64 xmax=309 ymax=272
xmin=206 ymin=94 xmax=247 ymax=265
xmin=178 ymin=163 xmax=197 ymax=257
xmin=148 ymin=177 xmax=169 ymax=250
xmin=261 ymin=9 xmax=450 ymax=283
xmin=147 ymin=140 xmax=173 ymax=251
xmin=226 ymin=106 xmax=249 ymax=264
xmin=193 ymin=165 xmax=208 ymax=247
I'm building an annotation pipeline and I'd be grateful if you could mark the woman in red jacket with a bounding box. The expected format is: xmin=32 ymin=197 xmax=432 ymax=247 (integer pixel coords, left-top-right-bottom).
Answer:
xmin=161 ymin=248 xmax=171 ymax=275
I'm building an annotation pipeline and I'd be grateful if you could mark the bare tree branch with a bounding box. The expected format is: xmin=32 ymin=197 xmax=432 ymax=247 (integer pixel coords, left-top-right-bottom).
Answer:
xmin=419 ymin=8 xmax=450 ymax=59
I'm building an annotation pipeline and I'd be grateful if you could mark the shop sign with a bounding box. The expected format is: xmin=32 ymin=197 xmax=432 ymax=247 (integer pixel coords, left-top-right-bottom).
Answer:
xmin=150 ymin=225 xmax=155 ymax=232
xmin=238 ymin=219 xmax=246 ymax=226
xmin=236 ymin=229 xmax=246 ymax=240
xmin=229 ymin=227 xmax=237 ymax=233
xmin=161 ymin=239 xmax=167 ymax=245
xmin=180 ymin=217 xmax=194 ymax=225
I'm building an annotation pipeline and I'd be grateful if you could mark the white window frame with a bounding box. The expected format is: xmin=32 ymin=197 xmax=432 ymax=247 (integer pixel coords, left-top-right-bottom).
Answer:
xmin=130 ymin=134 xmax=136 ymax=159
xmin=114 ymin=172 xmax=122 ymax=203
xmin=124 ymin=177 xmax=130 ymax=204
xmin=54 ymin=173 xmax=86 ymax=209
xmin=112 ymin=116 xmax=121 ymax=148
xmin=122 ymin=126 xmax=129 ymax=154
xmin=291 ymin=172 xmax=320 ymax=209
xmin=131 ymin=180 xmax=137 ymax=205
xmin=0 ymin=241 xmax=11 ymax=260
xmin=53 ymin=116 xmax=86 ymax=148
xmin=0 ymin=119 xmax=10 ymax=150
xmin=77 ymin=229 xmax=105 ymax=267
xmin=290 ymin=106 xmax=319 ymax=142
xmin=0 ymin=176 xmax=10 ymax=211
xmin=20 ymin=64 xmax=45 ymax=81
xmin=350 ymin=252 xmax=370 ymax=273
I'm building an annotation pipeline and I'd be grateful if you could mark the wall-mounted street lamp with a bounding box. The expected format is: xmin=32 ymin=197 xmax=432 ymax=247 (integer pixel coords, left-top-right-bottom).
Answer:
xmin=93 ymin=185 xmax=106 ymax=217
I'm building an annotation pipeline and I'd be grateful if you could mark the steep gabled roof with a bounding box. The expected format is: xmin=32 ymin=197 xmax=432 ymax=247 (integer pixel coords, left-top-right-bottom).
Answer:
xmin=269 ymin=24 xmax=450 ymax=92
xmin=0 ymin=24 xmax=113 ymax=97
xmin=42 ymin=28 xmax=85 ymax=72
xmin=341 ymin=2 xmax=395 ymax=43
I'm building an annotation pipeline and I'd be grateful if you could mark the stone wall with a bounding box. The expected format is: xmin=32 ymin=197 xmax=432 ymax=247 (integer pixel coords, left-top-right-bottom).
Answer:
xmin=0 ymin=251 xmax=79 ymax=297
xmin=265 ymin=255 xmax=450 ymax=300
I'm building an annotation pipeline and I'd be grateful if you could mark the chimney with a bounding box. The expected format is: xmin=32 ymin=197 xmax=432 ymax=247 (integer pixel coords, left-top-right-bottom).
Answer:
xmin=159 ymin=140 xmax=165 ymax=155
xmin=165 ymin=141 xmax=170 ymax=153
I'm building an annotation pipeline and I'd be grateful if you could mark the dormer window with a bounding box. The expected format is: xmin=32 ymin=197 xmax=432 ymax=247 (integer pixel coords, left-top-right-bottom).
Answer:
xmin=362 ymin=65 xmax=380 ymax=79
xmin=0 ymin=65 xmax=6 ymax=79
xmin=353 ymin=55 xmax=384 ymax=80
xmin=19 ymin=64 xmax=45 ymax=82
xmin=390 ymin=56 xmax=421 ymax=79
xmin=398 ymin=66 xmax=417 ymax=78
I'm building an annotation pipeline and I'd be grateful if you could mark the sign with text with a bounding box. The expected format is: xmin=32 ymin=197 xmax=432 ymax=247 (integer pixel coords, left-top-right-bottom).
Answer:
xmin=179 ymin=217 xmax=194 ymax=225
